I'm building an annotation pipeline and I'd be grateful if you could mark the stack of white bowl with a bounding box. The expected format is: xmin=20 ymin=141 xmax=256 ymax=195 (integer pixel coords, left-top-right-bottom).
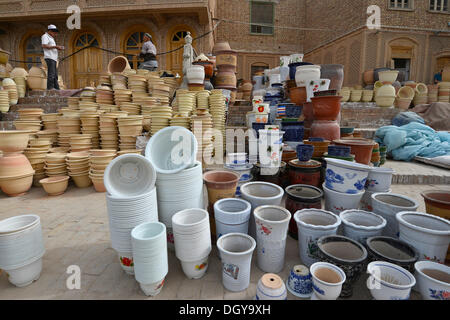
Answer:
xmin=149 ymin=105 xmax=172 ymax=136
xmin=131 ymin=222 xmax=168 ymax=297
xmin=0 ymin=215 xmax=45 ymax=287
xmin=172 ymin=208 xmax=212 ymax=280
xmin=104 ymin=154 xmax=158 ymax=275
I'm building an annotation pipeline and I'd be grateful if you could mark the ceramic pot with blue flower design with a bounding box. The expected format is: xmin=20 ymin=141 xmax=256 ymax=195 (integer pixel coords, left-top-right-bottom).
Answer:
xmin=414 ymin=261 xmax=450 ymax=300
xmin=324 ymin=158 xmax=371 ymax=194
xmin=296 ymin=144 xmax=314 ymax=162
xmin=255 ymin=273 xmax=287 ymax=300
xmin=286 ymin=265 xmax=313 ymax=298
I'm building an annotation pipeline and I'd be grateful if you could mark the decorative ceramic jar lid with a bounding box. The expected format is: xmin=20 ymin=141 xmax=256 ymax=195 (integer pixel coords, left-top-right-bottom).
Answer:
xmin=289 ymin=159 xmax=321 ymax=169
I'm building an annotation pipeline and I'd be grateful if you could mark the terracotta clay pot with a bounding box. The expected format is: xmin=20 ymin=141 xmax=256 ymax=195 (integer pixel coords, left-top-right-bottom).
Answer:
xmin=421 ymin=190 xmax=450 ymax=220
xmin=215 ymin=69 xmax=237 ymax=89
xmin=0 ymin=130 xmax=33 ymax=155
xmin=302 ymin=102 xmax=314 ymax=128
xmin=363 ymin=70 xmax=375 ymax=86
xmin=0 ymin=172 xmax=34 ymax=197
xmin=289 ymin=87 xmax=307 ymax=105
xmin=333 ymin=139 xmax=375 ymax=165
xmin=311 ymin=96 xmax=342 ymax=121
xmin=0 ymin=154 xmax=34 ymax=178
xmin=108 ymin=56 xmax=131 ymax=74
xmin=216 ymin=50 xmax=238 ymax=68
xmin=311 ymin=120 xmax=340 ymax=141
xmin=320 ymin=64 xmax=344 ymax=91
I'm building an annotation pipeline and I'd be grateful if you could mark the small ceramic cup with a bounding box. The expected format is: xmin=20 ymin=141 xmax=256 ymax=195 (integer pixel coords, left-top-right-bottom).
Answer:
xmin=310 ymin=262 xmax=346 ymax=300
xmin=296 ymin=144 xmax=314 ymax=162
xmin=286 ymin=265 xmax=313 ymax=298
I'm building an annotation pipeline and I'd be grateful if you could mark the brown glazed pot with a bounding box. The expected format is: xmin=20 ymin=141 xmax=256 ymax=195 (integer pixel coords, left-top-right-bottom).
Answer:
xmin=421 ymin=190 xmax=450 ymax=220
xmin=289 ymin=86 xmax=307 ymax=105
xmin=310 ymin=120 xmax=340 ymax=142
xmin=320 ymin=64 xmax=344 ymax=91
xmin=215 ymin=67 xmax=237 ymax=89
xmin=363 ymin=70 xmax=375 ymax=86
xmin=333 ymin=139 xmax=375 ymax=165
xmin=311 ymin=96 xmax=342 ymax=121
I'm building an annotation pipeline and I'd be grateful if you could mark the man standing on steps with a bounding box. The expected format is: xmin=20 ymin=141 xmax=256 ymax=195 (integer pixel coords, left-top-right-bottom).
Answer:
xmin=138 ymin=33 xmax=158 ymax=71
xmin=41 ymin=25 xmax=64 ymax=90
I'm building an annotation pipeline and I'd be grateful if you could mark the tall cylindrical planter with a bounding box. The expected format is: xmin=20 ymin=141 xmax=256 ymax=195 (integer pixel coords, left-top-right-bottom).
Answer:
xmin=214 ymin=198 xmax=252 ymax=240
xmin=217 ymin=233 xmax=256 ymax=292
xmin=131 ymin=222 xmax=168 ymax=297
xmin=253 ymin=206 xmax=291 ymax=273
xmin=293 ymin=209 xmax=341 ymax=267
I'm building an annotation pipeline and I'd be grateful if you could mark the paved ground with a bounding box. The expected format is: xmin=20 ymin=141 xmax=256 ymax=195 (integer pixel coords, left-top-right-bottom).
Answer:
xmin=0 ymin=174 xmax=448 ymax=300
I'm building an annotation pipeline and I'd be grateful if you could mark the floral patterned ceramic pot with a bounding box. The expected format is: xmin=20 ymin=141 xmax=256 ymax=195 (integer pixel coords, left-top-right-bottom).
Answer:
xmin=365 ymin=167 xmax=395 ymax=192
xmin=286 ymin=265 xmax=313 ymax=298
xmin=323 ymin=183 xmax=365 ymax=215
xmin=258 ymin=130 xmax=285 ymax=168
xmin=295 ymin=65 xmax=321 ymax=87
xmin=306 ymin=79 xmax=331 ymax=102
xmin=414 ymin=261 xmax=450 ymax=300
xmin=255 ymin=273 xmax=287 ymax=300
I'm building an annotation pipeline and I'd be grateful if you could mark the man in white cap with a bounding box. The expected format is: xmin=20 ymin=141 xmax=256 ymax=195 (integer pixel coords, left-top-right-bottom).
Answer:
xmin=138 ymin=33 xmax=158 ymax=71
xmin=41 ymin=24 xmax=64 ymax=90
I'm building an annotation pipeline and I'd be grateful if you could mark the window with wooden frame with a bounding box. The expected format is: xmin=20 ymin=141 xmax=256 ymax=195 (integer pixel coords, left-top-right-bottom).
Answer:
xmin=389 ymin=0 xmax=413 ymax=10
xmin=429 ymin=0 xmax=449 ymax=12
xmin=250 ymin=1 xmax=275 ymax=35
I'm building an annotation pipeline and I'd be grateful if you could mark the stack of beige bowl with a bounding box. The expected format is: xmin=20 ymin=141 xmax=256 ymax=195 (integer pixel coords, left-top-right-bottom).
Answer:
xmin=99 ymin=73 xmax=112 ymax=85
xmin=176 ymin=90 xmax=196 ymax=116
xmin=111 ymin=73 xmax=127 ymax=90
xmin=70 ymin=134 xmax=92 ymax=152
xmin=209 ymin=90 xmax=227 ymax=149
xmin=14 ymin=108 xmax=43 ymax=132
xmin=41 ymin=113 xmax=58 ymax=130
xmin=147 ymin=75 xmax=164 ymax=93
xmin=99 ymin=104 xmax=119 ymax=113
xmin=197 ymin=90 xmax=210 ymax=110
xmin=89 ymin=149 xmax=117 ymax=192
xmin=413 ymin=83 xmax=428 ymax=106
xmin=191 ymin=108 xmax=213 ymax=163
xmin=79 ymin=100 xmax=99 ymax=112
xmin=44 ymin=152 xmax=68 ymax=179
xmin=99 ymin=113 xmax=124 ymax=150
xmin=137 ymin=69 xmax=150 ymax=77
xmin=149 ymin=105 xmax=172 ymax=136
xmin=438 ymin=82 xmax=450 ymax=103
xmin=120 ymin=102 xmax=141 ymax=115
xmin=114 ymin=89 xmax=132 ymax=105
xmin=57 ymin=116 xmax=81 ymax=148
xmin=66 ymin=152 xmax=92 ymax=188
xmin=49 ymin=146 xmax=70 ymax=153
xmin=79 ymin=87 xmax=97 ymax=103
xmin=170 ymin=114 xmax=191 ymax=129
xmin=427 ymin=85 xmax=439 ymax=103
xmin=123 ymin=69 xmax=136 ymax=77
xmin=36 ymin=129 xmax=58 ymax=146
xmin=2 ymin=78 xmax=18 ymax=105
xmin=163 ymin=77 xmax=179 ymax=99
xmin=67 ymin=97 xmax=80 ymax=110
xmin=117 ymin=149 xmax=143 ymax=156
xmin=80 ymin=112 xmax=100 ymax=149
xmin=128 ymin=74 xmax=147 ymax=97
xmin=152 ymin=84 xmax=171 ymax=101
xmin=10 ymin=68 xmax=28 ymax=98
xmin=96 ymin=84 xmax=114 ymax=105
xmin=59 ymin=108 xmax=81 ymax=118
xmin=362 ymin=90 xmax=374 ymax=102
xmin=117 ymin=115 xmax=143 ymax=150
xmin=25 ymin=138 xmax=52 ymax=187
xmin=0 ymin=90 xmax=10 ymax=113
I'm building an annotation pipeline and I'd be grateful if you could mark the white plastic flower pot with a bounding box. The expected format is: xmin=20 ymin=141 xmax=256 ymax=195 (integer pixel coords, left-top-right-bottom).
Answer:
xmin=214 ymin=198 xmax=252 ymax=240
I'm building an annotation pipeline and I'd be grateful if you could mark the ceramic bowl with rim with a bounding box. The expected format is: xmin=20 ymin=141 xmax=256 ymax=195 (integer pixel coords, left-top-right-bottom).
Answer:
xmin=39 ymin=176 xmax=70 ymax=196
xmin=340 ymin=210 xmax=387 ymax=244
xmin=414 ymin=260 xmax=450 ymax=300
xmin=310 ymin=262 xmax=346 ymax=300
xmin=367 ymin=261 xmax=416 ymax=300
xmin=324 ymin=158 xmax=371 ymax=194
xmin=104 ymin=154 xmax=156 ymax=198
xmin=365 ymin=167 xmax=395 ymax=192
xmin=146 ymin=126 xmax=198 ymax=174
xmin=396 ymin=211 xmax=450 ymax=264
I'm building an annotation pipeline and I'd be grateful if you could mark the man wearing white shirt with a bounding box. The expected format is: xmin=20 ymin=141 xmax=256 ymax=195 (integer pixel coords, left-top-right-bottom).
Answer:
xmin=41 ymin=25 xmax=64 ymax=90
xmin=138 ymin=33 xmax=158 ymax=71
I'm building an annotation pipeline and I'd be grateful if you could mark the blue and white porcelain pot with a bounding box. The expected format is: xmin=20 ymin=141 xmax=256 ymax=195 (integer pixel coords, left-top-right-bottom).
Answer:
xmin=255 ymin=273 xmax=287 ymax=300
xmin=286 ymin=265 xmax=313 ymax=298
xmin=324 ymin=158 xmax=371 ymax=194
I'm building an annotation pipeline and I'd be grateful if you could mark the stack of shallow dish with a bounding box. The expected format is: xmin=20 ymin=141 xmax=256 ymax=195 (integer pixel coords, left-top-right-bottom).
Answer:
xmin=114 ymin=89 xmax=132 ymax=105
xmin=148 ymin=77 xmax=165 ymax=95
xmin=177 ymin=90 xmax=196 ymax=116
xmin=152 ymin=84 xmax=170 ymax=100
xmin=149 ymin=105 xmax=172 ymax=136
xmin=80 ymin=112 xmax=100 ymax=149
xmin=2 ymin=78 xmax=18 ymax=105
xmin=36 ymin=129 xmax=58 ymax=147
xmin=99 ymin=112 xmax=127 ymax=150
xmin=69 ymin=134 xmax=92 ymax=152
xmin=14 ymin=108 xmax=43 ymax=132
xmin=59 ymin=108 xmax=80 ymax=118
xmin=111 ymin=73 xmax=127 ymax=90
xmin=66 ymin=152 xmax=91 ymax=188
xmin=196 ymin=90 xmax=210 ymax=109
xmin=98 ymin=104 xmax=119 ymax=113
xmin=79 ymin=87 xmax=96 ymax=103
xmin=25 ymin=138 xmax=51 ymax=186
xmin=128 ymin=74 xmax=147 ymax=94
xmin=41 ymin=113 xmax=58 ymax=130
xmin=119 ymin=102 xmax=141 ymax=115
xmin=163 ymin=77 xmax=178 ymax=99
xmin=67 ymin=97 xmax=80 ymax=110
xmin=45 ymin=152 xmax=68 ymax=178
xmin=209 ymin=90 xmax=227 ymax=150
xmin=78 ymin=101 xmax=99 ymax=112
xmin=117 ymin=115 xmax=143 ymax=150
xmin=117 ymin=149 xmax=143 ymax=156
xmin=89 ymin=149 xmax=116 ymax=192
xmin=96 ymin=85 xmax=114 ymax=105
xmin=191 ymin=108 xmax=214 ymax=164
xmin=0 ymin=215 xmax=45 ymax=287
xmin=170 ymin=114 xmax=191 ymax=129
xmin=0 ymin=90 xmax=10 ymax=113
xmin=57 ymin=116 xmax=81 ymax=148
xmin=104 ymin=154 xmax=158 ymax=275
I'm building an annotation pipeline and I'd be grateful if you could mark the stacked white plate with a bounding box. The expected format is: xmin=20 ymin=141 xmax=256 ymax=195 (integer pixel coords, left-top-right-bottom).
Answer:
xmin=131 ymin=222 xmax=168 ymax=297
xmin=0 ymin=215 xmax=45 ymax=287
xmin=172 ymin=209 xmax=212 ymax=280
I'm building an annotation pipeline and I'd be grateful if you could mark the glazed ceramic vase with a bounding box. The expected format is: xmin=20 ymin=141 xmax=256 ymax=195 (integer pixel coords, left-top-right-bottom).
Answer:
xmin=295 ymin=65 xmax=321 ymax=87
xmin=253 ymin=206 xmax=291 ymax=273
xmin=293 ymin=209 xmax=341 ymax=267
xmin=306 ymin=79 xmax=331 ymax=102
xmin=214 ymin=198 xmax=252 ymax=240
xmin=286 ymin=265 xmax=313 ymax=298
xmin=317 ymin=235 xmax=368 ymax=297
xmin=255 ymin=274 xmax=287 ymax=300
xmin=217 ymin=233 xmax=256 ymax=292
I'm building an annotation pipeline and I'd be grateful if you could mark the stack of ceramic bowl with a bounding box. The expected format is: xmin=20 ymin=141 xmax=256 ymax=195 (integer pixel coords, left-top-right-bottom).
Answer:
xmin=114 ymin=89 xmax=132 ymax=105
xmin=96 ymin=85 xmax=114 ymax=105
xmin=152 ymin=84 xmax=171 ymax=101
xmin=66 ymin=152 xmax=91 ymax=188
xmin=89 ymin=149 xmax=116 ymax=192
xmin=57 ymin=116 xmax=81 ymax=148
xmin=69 ymin=134 xmax=92 ymax=152
xmin=98 ymin=104 xmax=120 ymax=113
xmin=80 ymin=112 xmax=100 ymax=149
xmin=176 ymin=90 xmax=196 ymax=116
xmin=131 ymin=222 xmax=168 ymax=297
xmin=0 ymin=215 xmax=45 ymax=287
xmin=41 ymin=113 xmax=58 ymax=130
xmin=196 ymin=90 xmax=210 ymax=110
xmin=44 ymin=152 xmax=68 ymax=178
xmin=0 ymin=89 xmax=10 ymax=113
xmin=350 ymin=89 xmax=362 ymax=102
xmin=170 ymin=114 xmax=191 ymax=129
xmin=438 ymin=82 xmax=450 ymax=103
xmin=99 ymin=73 xmax=112 ymax=85
xmin=99 ymin=112 xmax=127 ymax=150
xmin=172 ymin=209 xmax=212 ymax=280
xmin=104 ymin=154 xmax=158 ymax=275
xmin=209 ymin=90 xmax=227 ymax=150
xmin=79 ymin=87 xmax=96 ymax=104
xmin=12 ymin=76 xmax=26 ymax=98
xmin=149 ymin=105 xmax=172 ymax=136
xmin=25 ymin=138 xmax=51 ymax=186
xmin=375 ymin=84 xmax=396 ymax=108
xmin=117 ymin=115 xmax=143 ymax=150
xmin=111 ymin=73 xmax=128 ymax=90
xmin=190 ymin=108 xmax=213 ymax=164
xmin=78 ymin=101 xmax=99 ymax=112
xmin=413 ymin=83 xmax=429 ymax=106
xmin=2 ymin=78 xmax=18 ymax=105
xmin=119 ymin=102 xmax=141 ymax=115
xmin=36 ymin=129 xmax=58 ymax=147
xmin=59 ymin=108 xmax=81 ymax=118
xmin=128 ymin=74 xmax=147 ymax=94
xmin=14 ymin=108 xmax=43 ymax=132
xmin=117 ymin=149 xmax=143 ymax=156
xmin=362 ymin=90 xmax=374 ymax=102
xmin=67 ymin=97 xmax=80 ymax=110
xmin=323 ymin=158 xmax=371 ymax=215
xmin=163 ymin=77 xmax=178 ymax=99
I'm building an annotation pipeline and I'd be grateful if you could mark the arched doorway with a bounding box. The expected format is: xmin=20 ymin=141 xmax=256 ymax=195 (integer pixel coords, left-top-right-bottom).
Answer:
xmin=122 ymin=27 xmax=156 ymax=70
xmin=436 ymin=56 xmax=450 ymax=73
xmin=387 ymin=38 xmax=418 ymax=81
xmin=20 ymin=33 xmax=44 ymax=69
xmin=70 ymin=31 xmax=102 ymax=89
xmin=166 ymin=26 xmax=196 ymax=76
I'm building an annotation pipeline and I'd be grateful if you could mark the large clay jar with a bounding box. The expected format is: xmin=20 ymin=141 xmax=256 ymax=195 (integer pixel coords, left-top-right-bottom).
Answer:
xmin=285 ymin=185 xmax=323 ymax=240
xmin=215 ymin=67 xmax=237 ymax=89
xmin=289 ymin=87 xmax=307 ymax=105
xmin=186 ymin=65 xmax=205 ymax=85
xmin=363 ymin=70 xmax=375 ymax=86
xmin=216 ymin=50 xmax=238 ymax=69
xmin=108 ymin=56 xmax=131 ymax=74
xmin=0 ymin=154 xmax=34 ymax=177
xmin=311 ymin=120 xmax=340 ymax=141
xmin=320 ymin=64 xmax=344 ymax=91
xmin=311 ymin=96 xmax=342 ymax=121
xmin=295 ymin=65 xmax=321 ymax=87
xmin=333 ymin=139 xmax=375 ymax=165
xmin=0 ymin=172 xmax=34 ymax=197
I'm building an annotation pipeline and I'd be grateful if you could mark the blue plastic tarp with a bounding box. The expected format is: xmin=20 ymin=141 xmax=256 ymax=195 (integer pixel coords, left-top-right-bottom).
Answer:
xmin=375 ymin=122 xmax=450 ymax=161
